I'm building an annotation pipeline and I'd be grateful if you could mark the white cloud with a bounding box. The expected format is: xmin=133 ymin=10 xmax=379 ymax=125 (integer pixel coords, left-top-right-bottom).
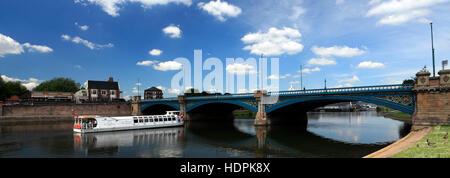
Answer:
xmin=149 ymin=49 xmax=162 ymax=56
xmin=75 ymin=22 xmax=89 ymax=31
xmin=74 ymin=0 xmax=192 ymax=17
xmin=167 ymin=88 xmax=181 ymax=94
xmin=357 ymin=61 xmax=386 ymax=69
xmin=1 ymin=75 xmax=43 ymax=90
xmin=307 ymin=57 xmax=337 ymax=66
xmin=153 ymin=60 xmax=183 ymax=71
xmin=132 ymin=87 xmax=139 ymax=94
xmin=61 ymin=34 xmax=113 ymax=50
xmin=22 ymin=43 xmax=53 ymax=53
xmin=268 ymin=74 xmax=291 ymax=80
xmin=136 ymin=60 xmax=158 ymax=66
xmin=0 ymin=33 xmax=24 ymax=57
xmin=74 ymin=65 xmax=83 ymax=69
xmin=226 ymin=63 xmax=257 ymax=75
xmin=300 ymin=67 xmax=321 ymax=74
xmin=241 ymin=27 xmax=304 ymax=56
xmin=0 ymin=33 xmax=52 ymax=58
xmin=198 ymin=0 xmax=242 ymax=22
xmin=338 ymin=75 xmax=360 ymax=83
xmin=311 ymin=46 xmax=365 ymax=58
xmin=162 ymin=25 xmax=181 ymax=38
xmin=289 ymin=6 xmax=306 ymax=20
xmin=366 ymin=0 xmax=450 ymax=25
xmin=336 ymin=0 xmax=345 ymax=5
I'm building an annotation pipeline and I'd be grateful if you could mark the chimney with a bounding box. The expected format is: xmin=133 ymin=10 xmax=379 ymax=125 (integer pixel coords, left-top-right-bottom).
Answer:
xmin=108 ymin=77 xmax=114 ymax=82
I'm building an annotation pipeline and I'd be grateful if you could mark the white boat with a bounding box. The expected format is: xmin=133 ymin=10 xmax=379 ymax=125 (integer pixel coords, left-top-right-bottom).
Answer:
xmin=73 ymin=111 xmax=184 ymax=133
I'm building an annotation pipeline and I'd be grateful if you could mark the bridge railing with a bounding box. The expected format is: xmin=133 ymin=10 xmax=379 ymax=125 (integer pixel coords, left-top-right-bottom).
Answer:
xmin=268 ymin=84 xmax=414 ymax=96
xmin=141 ymin=84 xmax=414 ymax=102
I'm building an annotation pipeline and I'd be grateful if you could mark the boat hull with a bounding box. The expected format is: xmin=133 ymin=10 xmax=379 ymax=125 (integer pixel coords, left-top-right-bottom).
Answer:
xmin=73 ymin=122 xmax=184 ymax=133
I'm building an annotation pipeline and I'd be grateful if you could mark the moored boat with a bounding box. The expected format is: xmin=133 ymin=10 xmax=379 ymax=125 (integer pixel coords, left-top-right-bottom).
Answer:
xmin=73 ymin=111 xmax=184 ymax=133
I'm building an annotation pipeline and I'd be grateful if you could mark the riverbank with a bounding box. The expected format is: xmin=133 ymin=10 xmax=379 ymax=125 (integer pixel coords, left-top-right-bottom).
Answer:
xmin=381 ymin=110 xmax=412 ymax=123
xmin=392 ymin=125 xmax=450 ymax=158
xmin=233 ymin=110 xmax=255 ymax=119
xmin=363 ymin=127 xmax=432 ymax=158
xmin=0 ymin=116 xmax=73 ymax=125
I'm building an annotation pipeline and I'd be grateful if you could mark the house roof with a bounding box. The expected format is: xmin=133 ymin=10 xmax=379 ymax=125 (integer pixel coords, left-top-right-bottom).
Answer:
xmin=87 ymin=80 xmax=119 ymax=90
xmin=145 ymin=87 xmax=162 ymax=92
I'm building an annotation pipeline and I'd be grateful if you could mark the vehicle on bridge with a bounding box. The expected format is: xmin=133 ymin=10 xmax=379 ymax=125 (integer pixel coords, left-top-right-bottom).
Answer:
xmin=73 ymin=111 xmax=184 ymax=133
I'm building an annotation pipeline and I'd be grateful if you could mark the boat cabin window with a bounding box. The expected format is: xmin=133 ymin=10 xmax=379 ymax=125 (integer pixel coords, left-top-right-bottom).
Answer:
xmin=144 ymin=118 xmax=149 ymax=122
xmin=159 ymin=118 xmax=163 ymax=122
xmin=150 ymin=119 xmax=153 ymax=122
xmin=139 ymin=119 xmax=143 ymax=123
xmin=134 ymin=118 xmax=138 ymax=123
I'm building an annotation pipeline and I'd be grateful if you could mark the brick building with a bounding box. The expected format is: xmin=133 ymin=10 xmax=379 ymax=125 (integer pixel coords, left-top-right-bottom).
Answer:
xmin=80 ymin=77 xmax=121 ymax=102
xmin=144 ymin=87 xmax=163 ymax=100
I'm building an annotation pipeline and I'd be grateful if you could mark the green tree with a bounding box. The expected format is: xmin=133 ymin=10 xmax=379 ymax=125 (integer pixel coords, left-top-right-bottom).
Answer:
xmin=403 ymin=77 xmax=416 ymax=85
xmin=4 ymin=81 xmax=28 ymax=98
xmin=0 ymin=77 xmax=7 ymax=101
xmin=33 ymin=78 xmax=81 ymax=93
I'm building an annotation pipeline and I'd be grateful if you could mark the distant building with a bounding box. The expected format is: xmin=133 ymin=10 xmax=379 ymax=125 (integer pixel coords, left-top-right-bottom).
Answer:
xmin=84 ymin=77 xmax=121 ymax=102
xmin=144 ymin=87 xmax=163 ymax=100
xmin=4 ymin=95 xmax=21 ymax=105
xmin=74 ymin=89 xmax=89 ymax=103
xmin=31 ymin=91 xmax=74 ymax=102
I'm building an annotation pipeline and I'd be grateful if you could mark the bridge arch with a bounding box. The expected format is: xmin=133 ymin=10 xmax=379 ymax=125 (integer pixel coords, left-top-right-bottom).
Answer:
xmin=267 ymin=96 xmax=414 ymax=114
xmin=141 ymin=103 xmax=180 ymax=115
xmin=186 ymin=100 xmax=258 ymax=113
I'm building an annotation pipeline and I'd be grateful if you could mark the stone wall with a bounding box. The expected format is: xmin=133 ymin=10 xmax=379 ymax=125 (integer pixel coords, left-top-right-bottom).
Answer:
xmin=1 ymin=103 xmax=132 ymax=117
xmin=413 ymin=69 xmax=450 ymax=127
xmin=414 ymin=92 xmax=450 ymax=126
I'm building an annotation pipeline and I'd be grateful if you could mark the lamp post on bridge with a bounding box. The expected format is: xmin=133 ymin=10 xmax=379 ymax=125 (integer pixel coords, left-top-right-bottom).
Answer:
xmin=255 ymin=54 xmax=268 ymax=126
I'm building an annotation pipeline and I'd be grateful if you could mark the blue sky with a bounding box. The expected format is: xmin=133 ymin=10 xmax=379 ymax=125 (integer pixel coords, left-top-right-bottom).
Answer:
xmin=1 ymin=0 xmax=450 ymax=99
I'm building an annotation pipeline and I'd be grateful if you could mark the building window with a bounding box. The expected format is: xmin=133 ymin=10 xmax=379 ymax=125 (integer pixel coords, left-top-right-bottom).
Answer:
xmin=111 ymin=90 xmax=115 ymax=95
xmin=101 ymin=90 xmax=106 ymax=95
xmin=92 ymin=89 xmax=97 ymax=95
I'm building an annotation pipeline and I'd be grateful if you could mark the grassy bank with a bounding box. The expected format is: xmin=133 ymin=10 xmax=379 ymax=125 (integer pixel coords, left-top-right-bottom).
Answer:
xmin=393 ymin=125 xmax=450 ymax=158
xmin=233 ymin=110 xmax=255 ymax=119
xmin=378 ymin=107 xmax=412 ymax=123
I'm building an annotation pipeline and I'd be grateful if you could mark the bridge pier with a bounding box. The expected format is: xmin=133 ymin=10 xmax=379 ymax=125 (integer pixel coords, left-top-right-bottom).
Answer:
xmin=131 ymin=97 xmax=141 ymax=116
xmin=413 ymin=68 xmax=450 ymax=128
xmin=254 ymin=90 xmax=269 ymax=126
xmin=178 ymin=95 xmax=190 ymax=121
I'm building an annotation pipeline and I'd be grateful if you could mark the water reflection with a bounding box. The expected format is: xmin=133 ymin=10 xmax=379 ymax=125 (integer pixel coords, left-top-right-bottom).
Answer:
xmin=73 ymin=127 xmax=185 ymax=157
xmin=0 ymin=111 xmax=411 ymax=158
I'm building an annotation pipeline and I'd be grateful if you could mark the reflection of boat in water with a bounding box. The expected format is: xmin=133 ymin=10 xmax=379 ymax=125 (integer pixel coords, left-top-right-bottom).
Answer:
xmin=73 ymin=126 xmax=185 ymax=156
xmin=73 ymin=111 xmax=184 ymax=133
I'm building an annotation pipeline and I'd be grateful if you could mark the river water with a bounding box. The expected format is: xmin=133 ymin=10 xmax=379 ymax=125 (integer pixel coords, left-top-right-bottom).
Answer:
xmin=0 ymin=111 xmax=410 ymax=158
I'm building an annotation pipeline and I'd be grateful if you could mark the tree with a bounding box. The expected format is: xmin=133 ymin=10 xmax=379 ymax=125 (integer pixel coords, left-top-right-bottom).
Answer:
xmin=402 ymin=77 xmax=416 ymax=85
xmin=33 ymin=77 xmax=81 ymax=93
xmin=4 ymin=81 xmax=28 ymax=98
xmin=0 ymin=77 xmax=7 ymax=101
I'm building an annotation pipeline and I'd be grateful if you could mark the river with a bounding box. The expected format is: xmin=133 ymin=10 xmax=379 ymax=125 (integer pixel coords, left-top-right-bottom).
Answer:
xmin=0 ymin=111 xmax=410 ymax=158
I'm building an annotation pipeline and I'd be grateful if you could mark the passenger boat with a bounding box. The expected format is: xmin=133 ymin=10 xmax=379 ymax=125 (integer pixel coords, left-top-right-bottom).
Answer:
xmin=73 ymin=111 xmax=184 ymax=133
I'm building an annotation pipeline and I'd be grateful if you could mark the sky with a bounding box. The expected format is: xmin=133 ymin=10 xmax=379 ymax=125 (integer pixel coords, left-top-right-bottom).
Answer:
xmin=1 ymin=0 xmax=450 ymax=99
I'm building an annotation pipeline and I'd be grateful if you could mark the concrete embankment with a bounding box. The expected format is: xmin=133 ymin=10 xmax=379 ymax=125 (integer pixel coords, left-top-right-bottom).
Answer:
xmin=363 ymin=127 xmax=432 ymax=158
xmin=0 ymin=103 xmax=132 ymax=123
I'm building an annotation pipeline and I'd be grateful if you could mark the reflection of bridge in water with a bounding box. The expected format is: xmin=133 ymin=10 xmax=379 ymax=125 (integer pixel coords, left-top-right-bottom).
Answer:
xmin=72 ymin=119 xmax=405 ymax=158
xmin=184 ymin=119 xmax=406 ymax=158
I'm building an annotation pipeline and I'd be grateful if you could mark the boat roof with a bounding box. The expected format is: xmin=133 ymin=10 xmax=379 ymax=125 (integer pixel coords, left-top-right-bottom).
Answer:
xmin=77 ymin=115 xmax=100 ymax=118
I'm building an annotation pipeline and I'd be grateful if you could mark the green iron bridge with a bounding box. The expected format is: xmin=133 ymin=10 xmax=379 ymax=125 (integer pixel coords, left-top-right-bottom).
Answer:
xmin=138 ymin=84 xmax=415 ymax=124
